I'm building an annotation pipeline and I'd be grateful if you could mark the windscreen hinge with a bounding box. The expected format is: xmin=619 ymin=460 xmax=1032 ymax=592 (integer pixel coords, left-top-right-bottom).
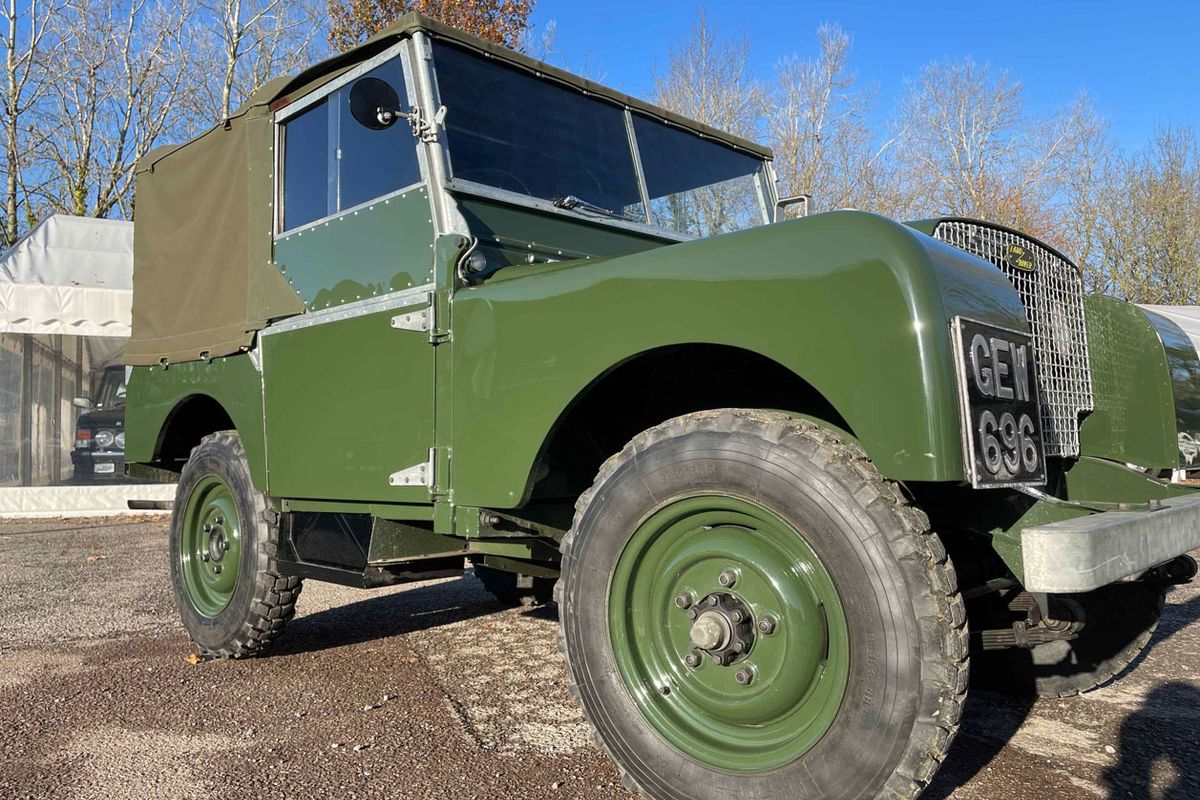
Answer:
xmin=407 ymin=105 xmax=447 ymax=143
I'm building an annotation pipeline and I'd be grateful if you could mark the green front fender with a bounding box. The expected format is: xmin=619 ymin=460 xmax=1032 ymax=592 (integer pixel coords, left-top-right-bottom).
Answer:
xmin=449 ymin=210 xmax=1028 ymax=509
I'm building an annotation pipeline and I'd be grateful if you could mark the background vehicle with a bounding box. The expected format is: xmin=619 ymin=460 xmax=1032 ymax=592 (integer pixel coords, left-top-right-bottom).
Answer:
xmin=71 ymin=364 xmax=127 ymax=482
xmin=124 ymin=15 xmax=1200 ymax=800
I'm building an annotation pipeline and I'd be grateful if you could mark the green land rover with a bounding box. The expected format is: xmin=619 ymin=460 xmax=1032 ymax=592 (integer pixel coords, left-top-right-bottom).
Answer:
xmin=125 ymin=14 xmax=1200 ymax=800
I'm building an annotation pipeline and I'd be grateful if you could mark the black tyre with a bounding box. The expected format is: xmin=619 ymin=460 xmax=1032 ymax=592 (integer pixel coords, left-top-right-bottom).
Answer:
xmin=973 ymin=582 xmax=1165 ymax=698
xmin=169 ymin=430 xmax=302 ymax=658
xmin=474 ymin=565 xmax=555 ymax=607
xmin=557 ymin=409 xmax=968 ymax=800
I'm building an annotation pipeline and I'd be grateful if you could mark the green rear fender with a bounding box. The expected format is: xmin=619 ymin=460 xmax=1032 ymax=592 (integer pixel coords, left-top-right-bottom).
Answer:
xmin=450 ymin=210 xmax=1029 ymax=509
xmin=124 ymin=354 xmax=269 ymax=490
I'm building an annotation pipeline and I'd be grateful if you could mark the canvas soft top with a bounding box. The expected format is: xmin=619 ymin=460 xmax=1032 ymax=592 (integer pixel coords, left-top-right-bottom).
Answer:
xmin=126 ymin=13 xmax=772 ymax=366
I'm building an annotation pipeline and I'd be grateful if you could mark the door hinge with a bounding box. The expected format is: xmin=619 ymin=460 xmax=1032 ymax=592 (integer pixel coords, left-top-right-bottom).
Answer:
xmin=390 ymin=292 xmax=449 ymax=343
xmin=390 ymin=293 xmax=432 ymax=333
xmin=388 ymin=449 xmax=435 ymax=488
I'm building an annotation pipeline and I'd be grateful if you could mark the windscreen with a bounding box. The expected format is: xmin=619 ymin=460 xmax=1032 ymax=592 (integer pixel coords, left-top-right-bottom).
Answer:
xmin=433 ymin=41 xmax=645 ymax=220
xmin=632 ymin=114 xmax=767 ymax=237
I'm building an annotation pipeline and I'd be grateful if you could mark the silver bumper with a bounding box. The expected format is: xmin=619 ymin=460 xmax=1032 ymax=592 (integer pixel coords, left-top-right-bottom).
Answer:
xmin=1021 ymin=493 xmax=1200 ymax=593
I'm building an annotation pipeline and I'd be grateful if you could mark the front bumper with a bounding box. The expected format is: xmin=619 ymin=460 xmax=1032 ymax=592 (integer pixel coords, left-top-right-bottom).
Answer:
xmin=1022 ymin=493 xmax=1200 ymax=593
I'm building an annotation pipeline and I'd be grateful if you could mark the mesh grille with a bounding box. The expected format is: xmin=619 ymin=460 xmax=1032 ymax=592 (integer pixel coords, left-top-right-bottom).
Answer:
xmin=934 ymin=220 xmax=1094 ymax=457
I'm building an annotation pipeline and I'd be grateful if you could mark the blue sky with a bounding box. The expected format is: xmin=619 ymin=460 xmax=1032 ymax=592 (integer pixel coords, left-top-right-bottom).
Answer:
xmin=530 ymin=1 xmax=1200 ymax=152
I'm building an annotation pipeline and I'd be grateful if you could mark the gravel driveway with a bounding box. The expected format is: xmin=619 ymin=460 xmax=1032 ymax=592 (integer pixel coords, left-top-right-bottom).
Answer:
xmin=2 ymin=517 xmax=1198 ymax=799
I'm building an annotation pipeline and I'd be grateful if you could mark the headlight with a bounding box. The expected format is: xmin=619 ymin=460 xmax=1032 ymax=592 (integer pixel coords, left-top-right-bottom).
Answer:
xmin=115 ymin=431 xmax=126 ymax=449
xmin=94 ymin=430 xmax=115 ymax=449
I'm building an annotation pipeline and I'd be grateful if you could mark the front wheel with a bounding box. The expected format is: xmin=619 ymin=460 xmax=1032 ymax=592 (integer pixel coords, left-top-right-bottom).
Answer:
xmin=557 ymin=410 xmax=968 ymax=800
xmin=169 ymin=430 xmax=302 ymax=658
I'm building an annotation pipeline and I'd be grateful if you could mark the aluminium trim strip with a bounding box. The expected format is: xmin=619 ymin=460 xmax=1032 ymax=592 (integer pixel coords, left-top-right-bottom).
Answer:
xmin=273 ymin=41 xmax=411 ymax=123
xmin=261 ymin=282 xmax=436 ymax=337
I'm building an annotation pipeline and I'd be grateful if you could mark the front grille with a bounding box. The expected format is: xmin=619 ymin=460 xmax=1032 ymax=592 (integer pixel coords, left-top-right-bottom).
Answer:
xmin=934 ymin=220 xmax=1093 ymax=458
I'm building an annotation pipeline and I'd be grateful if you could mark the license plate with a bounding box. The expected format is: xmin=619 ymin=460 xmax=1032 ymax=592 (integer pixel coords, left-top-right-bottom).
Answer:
xmin=93 ymin=462 xmax=116 ymax=474
xmin=951 ymin=318 xmax=1047 ymax=488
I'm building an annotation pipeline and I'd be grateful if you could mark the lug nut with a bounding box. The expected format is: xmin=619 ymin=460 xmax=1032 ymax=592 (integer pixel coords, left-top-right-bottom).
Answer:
xmin=718 ymin=570 xmax=737 ymax=588
xmin=735 ymin=669 xmax=754 ymax=686
xmin=684 ymin=652 xmax=701 ymax=669
xmin=213 ymin=564 xmax=222 ymax=574
xmin=758 ymin=616 xmax=776 ymax=635
xmin=658 ymin=684 xmax=671 ymax=696
xmin=731 ymin=610 xmax=743 ymax=623
xmin=674 ymin=593 xmax=693 ymax=610
xmin=215 ymin=516 xmax=224 ymax=525
xmin=202 ymin=523 xmax=212 ymax=533
xmin=201 ymin=553 xmax=210 ymax=562
xmin=707 ymin=595 xmax=718 ymax=607
xmin=686 ymin=608 xmax=699 ymax=621
xmin=711 ymin=653 xmax=724 ymax=666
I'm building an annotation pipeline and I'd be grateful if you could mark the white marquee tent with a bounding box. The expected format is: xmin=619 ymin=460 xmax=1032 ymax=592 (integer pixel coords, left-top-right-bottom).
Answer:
xmin=0 ymin=215 xmax=172 ymax=516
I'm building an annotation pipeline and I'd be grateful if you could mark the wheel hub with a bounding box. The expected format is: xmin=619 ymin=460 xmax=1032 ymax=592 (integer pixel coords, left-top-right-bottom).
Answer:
xmin=685 ymin=592 xmax=755 ymax=666
xmin=608 ymin=494 xmax=851 ymax=773
xmin=180 ymin=476 xmax=243 ymax=618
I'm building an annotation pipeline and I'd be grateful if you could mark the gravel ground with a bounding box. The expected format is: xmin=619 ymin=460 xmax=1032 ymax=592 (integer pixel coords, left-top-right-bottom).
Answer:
xmin=1 ymin=516 xmax=1198 ymax=799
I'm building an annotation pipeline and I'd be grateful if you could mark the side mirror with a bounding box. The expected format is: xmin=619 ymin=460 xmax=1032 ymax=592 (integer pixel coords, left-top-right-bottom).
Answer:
xmin=72 ymin=396 xmax=92 ymax=410
xmin=349 ymin=77 xmax=404 ymax=130
xmin=776 ymin=194 xmax=812 ymax=219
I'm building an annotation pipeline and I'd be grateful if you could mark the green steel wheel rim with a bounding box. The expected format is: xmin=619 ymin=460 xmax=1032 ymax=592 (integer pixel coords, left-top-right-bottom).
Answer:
xmin=179 ymin=475 xmax=244 ymax=618
xmin=608 ymin=494 xmax=850 ymax=773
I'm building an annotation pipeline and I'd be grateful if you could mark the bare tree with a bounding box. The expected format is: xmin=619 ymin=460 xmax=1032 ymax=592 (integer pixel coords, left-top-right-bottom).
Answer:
xmin=36 ymin=0 xmax=196 ymax=220
xmin=888 ymin=59 xmax=1090 ymax=237
xmin=1099 ymin=125 xmax=1200 ymax=304
xmin=197 ymin=0 xmax=325 ymax=122
xmin=1048 ymin=94 xmax=1115 ymax=292
xmin=652 ymin=10 xmax=760 ymax=141
xmin=1 ymin=0 xmax=63 ymax=245
xmin=763 ymin=24 xmax=895 ymax=214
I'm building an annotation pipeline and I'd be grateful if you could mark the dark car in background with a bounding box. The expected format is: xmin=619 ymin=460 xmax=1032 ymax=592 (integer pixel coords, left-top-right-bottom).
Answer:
xmin=71 ymin=365 xmax=127 ymax=482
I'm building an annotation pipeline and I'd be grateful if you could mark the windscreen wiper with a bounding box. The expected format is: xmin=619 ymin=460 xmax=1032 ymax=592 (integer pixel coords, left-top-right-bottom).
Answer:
xmin=553 ymin=195 xmax=636 ymax=221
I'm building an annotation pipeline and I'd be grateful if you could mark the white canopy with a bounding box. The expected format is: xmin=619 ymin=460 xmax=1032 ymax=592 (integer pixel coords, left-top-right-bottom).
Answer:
xmin=0 ymin=214 xmax=133 ymax=337
xmin=1139 ymin=305 xmax=1200 ymax=353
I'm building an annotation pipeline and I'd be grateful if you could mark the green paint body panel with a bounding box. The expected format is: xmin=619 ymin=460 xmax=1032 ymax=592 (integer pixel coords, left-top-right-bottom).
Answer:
xmin=1138 ymin=307 xmax=1200 ymax=467
xmin=273 ymin=187 xmax=436 ymax=310
xmin=450 ymin=211 xmax=1029 ymax=508
xmin=1079 ymin=295 xmax=1179 ymax=469
xmin=124 ymin=356 xmax=269 ymax=489
xmin=456 ymin=196 xmax=668 ymax=269
xmin=262 ymin=297 xmax=435 ymax=502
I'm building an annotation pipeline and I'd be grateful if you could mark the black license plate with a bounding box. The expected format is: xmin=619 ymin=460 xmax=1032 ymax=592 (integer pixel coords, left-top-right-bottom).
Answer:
xmin=951 ymin=318 xmax=1047 ymax=488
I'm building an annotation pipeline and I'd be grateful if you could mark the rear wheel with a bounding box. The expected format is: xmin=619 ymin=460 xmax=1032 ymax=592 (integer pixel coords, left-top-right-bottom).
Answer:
xmin=558 ymin=410 xmax=968 ymax=800
xmin=170 ymin=431 xmax=302 ymax=658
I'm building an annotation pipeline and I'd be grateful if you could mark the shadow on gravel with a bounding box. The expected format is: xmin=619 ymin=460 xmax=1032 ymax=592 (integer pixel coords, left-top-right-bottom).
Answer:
xmin=922 ymin=689 xmax=1037 ymax=800
xmin=1103 ymin=682 xmax=1200 ymax=799
xmin=269 ymin=576 xmax=514 ymax=656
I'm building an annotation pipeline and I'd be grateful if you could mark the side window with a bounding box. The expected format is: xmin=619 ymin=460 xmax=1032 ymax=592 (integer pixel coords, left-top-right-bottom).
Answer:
xmin=337 ymin=60 xmax=420 ymax=210
xmin=279 ymin=58 xmax=421 ymax=234
xmin=281 ymin=99 xmax=332 ymax=231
